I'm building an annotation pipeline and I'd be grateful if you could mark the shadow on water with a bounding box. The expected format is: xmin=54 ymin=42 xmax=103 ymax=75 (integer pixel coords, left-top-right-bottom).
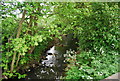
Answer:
xmin=25 ymin=34 xmax=78 ymax=80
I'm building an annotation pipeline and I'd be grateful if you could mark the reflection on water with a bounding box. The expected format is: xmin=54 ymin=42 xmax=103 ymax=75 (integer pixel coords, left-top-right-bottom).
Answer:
xmin=42 ymin=46 xmax=58 ymax=67
xmin=25 ymin=46 xmax=65 ymax=79
xmin=25 ymin=34 xmax=78 ymax=80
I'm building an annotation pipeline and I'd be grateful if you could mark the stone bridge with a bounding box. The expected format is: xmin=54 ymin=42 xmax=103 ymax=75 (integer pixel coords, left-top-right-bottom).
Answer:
xmin=100 ymin=72 xmax=120 ymax=81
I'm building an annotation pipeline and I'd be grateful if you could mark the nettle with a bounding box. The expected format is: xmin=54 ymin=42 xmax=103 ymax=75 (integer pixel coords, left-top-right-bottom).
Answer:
xmin=1 ymin=2 xmax=119 ymax=79
xmin=64 ymin=51 xmax=119 ymax=79
xmin=62 ymin=2 xmax=119 ymax=80
xmin=1 ymin=2 xmax=75 ymax=79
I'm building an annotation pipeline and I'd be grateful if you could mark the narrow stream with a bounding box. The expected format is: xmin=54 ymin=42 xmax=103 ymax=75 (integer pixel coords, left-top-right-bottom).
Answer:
xmin=25 ymin=34 xmax=78 ymax=80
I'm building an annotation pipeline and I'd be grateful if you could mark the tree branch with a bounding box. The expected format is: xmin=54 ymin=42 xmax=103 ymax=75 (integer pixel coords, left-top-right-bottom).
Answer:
xmin=10 ymin=10 xmax=26 ymax=72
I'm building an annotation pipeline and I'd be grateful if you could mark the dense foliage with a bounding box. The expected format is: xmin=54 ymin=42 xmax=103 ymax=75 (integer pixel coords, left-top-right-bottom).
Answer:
xmin=62 ymin=2 xmax=119 ymax=80
xmin=64 ymin=50 xmax=119 ymax=80
xmin=1 ymin=1 xmax=119 ymax=80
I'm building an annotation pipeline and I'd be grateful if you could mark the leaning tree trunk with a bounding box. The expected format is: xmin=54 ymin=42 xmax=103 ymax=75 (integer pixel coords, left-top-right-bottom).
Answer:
xmin=10 ymin=10 xmax=26 ymax=72
xmin=16 ymin=15 xmax=33 ymax=67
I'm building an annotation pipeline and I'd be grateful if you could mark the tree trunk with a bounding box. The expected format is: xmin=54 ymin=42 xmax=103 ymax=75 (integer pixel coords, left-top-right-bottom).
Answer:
xmin=10 ymin=10 xmax=26 ymax=72
xmin=28 ymin=46 xmax=35 ymax=54
xmin=27 ymin=6 xmax=39 ymax=54
xmin=16 ymin=53 xmax=21 ymax=67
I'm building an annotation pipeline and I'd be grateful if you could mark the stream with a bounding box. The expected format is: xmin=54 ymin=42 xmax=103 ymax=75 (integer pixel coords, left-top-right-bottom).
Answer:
xmin=25 ymin=34 xmax=78 ymax=80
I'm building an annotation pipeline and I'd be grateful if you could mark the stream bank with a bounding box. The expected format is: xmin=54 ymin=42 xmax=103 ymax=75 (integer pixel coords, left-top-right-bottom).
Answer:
xmin=24 ymin=34 xmax=78 ymax=80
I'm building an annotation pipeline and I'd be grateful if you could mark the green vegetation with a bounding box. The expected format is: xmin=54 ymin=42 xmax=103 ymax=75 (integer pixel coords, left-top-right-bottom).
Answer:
xmin=63 ymin=2 xmax=119 ymax=80
xmin=1 ymin=1 xmax=119 ymax=80
xmin=64 ymin=50 xmax=119 ymax=79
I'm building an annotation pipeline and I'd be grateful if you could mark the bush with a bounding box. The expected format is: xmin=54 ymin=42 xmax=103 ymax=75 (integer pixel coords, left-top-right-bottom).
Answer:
xmin=64 ymin=50 xmax=119 ymax=80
